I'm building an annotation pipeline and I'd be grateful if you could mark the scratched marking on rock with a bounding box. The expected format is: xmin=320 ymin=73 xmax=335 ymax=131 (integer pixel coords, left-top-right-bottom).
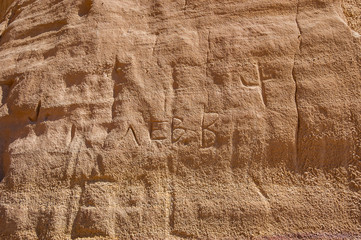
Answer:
xmin=150 ymin=120 xmax=168 ymax=140
xmin=171 ymin=117 xmax=186 ymax=143
xmin=201 ymin=111 xmax=219 ymax=148
xmin=124 ymin=125 xmax=140 ymax=146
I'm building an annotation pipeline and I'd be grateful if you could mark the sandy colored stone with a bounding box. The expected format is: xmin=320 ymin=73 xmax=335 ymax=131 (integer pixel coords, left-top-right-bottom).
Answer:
xmin=342 ymin=0 xmax=361 ymax=34
xmin=0 ymin=0 xmax=360 ymax=239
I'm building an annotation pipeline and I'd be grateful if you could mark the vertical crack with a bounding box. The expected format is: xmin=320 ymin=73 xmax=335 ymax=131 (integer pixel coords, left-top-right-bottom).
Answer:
xmin=169 ymin=184 xmax=175 ymax=231
xmin=292 ymin=0 xmax=302 ymax=167
xmin=0 ymin=147 xmax=4 ymax=182
xmin=204 ymin=29 xmax=211 ymax=108
xmin=205 ymin=29 xmax=211 ymax=78
xmin=29 ymin=100 xmax=41 ymax=122
xmin=167 ymin=156 xmax=175 ymax=235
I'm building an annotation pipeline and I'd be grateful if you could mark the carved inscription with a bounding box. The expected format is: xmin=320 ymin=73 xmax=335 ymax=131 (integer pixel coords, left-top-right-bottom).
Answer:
xmin=117 ymin=113 xmax=219 ymax=148
xmin=171 ymin=117 xmax=186 ymax=143
xmin=201 ymin=113 xmax=219 ymax=148
xmin=240 ymin=62 xmax=259 ymax=87
xmin=258 ymin=64 xmax=276 ymax=81
xmin=150 ymin=121 xmax=168 ymax=140
xmin=258 ymin=64 xmax=275 ymax=106
xmin=124 ymin=125 xmax=140 ymax=146
xmin=240 ymin=62 xmax=277 ymax=107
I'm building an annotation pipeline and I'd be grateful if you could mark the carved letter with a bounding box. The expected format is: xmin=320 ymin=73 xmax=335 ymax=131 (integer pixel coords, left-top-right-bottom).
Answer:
xmin=125 ymin=125 xmax=140 ymax=146
xmin=150 ymin=121 xmax=168 ymax=140
xmin=201 ymin=113 xmax=218 ymax=148
xmin=171 ymin=117 xmax=186 ymax=143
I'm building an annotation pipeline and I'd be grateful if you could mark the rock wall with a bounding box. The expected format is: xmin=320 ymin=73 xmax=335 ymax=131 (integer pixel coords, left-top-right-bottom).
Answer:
xmin=0 ymin=0 xmax=360 ymax=239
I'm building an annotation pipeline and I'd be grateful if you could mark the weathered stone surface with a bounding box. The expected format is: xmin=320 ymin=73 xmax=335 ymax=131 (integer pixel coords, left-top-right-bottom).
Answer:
xmin=0 ymin=0 xmax=360 ymax=239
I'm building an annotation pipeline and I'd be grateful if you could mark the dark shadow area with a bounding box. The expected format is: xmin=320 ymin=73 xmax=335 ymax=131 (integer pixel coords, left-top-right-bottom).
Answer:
xmin=0 ymin=158 xmax=3 ymax=182
xmin=78 ymin=0 xmax=93 ymax=17
xmin=0 ymin=139 xmax=9 ymax=183
xmin=0 ymin=131 xmax=5 ymax=182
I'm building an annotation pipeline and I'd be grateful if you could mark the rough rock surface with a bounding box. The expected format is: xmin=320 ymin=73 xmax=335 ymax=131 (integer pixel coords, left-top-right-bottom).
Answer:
xmin=0 ymin=0 xmax=360 ymax=239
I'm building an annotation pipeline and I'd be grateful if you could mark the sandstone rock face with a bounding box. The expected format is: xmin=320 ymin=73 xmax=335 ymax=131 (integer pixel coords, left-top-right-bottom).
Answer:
xmin=0 ymin=0 xmax=360 ymax=239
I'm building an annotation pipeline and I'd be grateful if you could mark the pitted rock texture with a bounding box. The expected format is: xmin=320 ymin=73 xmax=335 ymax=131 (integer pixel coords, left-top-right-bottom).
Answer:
xmin=0 ymin=0 xmax=360 ymax=239
xmin=342 ymin=0 xmax=361 ymax=34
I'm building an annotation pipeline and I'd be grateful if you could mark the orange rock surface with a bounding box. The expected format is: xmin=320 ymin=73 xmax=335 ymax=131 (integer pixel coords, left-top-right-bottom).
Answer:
xmin=0 ymin=0 xmax=360 ymax=239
